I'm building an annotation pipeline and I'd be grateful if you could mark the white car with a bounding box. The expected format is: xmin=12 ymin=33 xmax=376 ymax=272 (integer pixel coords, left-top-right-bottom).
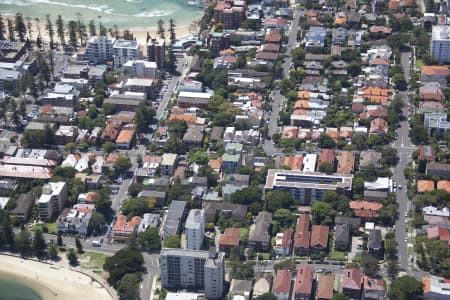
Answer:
xmin=404 ymin=237 xmax=408 ymax=242
xmin=404 ymin=212 xmax=408 ymax=217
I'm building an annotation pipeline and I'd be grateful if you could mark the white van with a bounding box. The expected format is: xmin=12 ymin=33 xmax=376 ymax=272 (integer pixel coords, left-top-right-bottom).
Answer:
xmin=92 ymin=240 xmax=101 ymax=247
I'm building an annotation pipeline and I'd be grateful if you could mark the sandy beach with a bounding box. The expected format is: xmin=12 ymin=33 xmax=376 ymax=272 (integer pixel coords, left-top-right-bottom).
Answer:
xmin=0 ymin=254 xmax=112 ymax=300
xmin=27 ymin=19 xmax=199 ymax=47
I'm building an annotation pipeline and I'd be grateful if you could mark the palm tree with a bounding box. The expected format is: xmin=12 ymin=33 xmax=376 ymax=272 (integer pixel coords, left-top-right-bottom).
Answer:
xmin=10 ymin=110 xmax=21 ymax=130
xmin=18 ymin=100 xmax=26 ymax=119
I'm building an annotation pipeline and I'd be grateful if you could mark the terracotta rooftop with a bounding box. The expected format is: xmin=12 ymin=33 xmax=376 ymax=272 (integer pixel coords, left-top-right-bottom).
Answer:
xmin=273 ymin=270 xmax=292 ymax=294
xmin=343 ymin=268 xmax=362 ymax=290
xmin=363 ymin=276 xmax=385 ymax=292
xmin=417 ymin=180 xmax=435 ymax=193
xmin=116 ymin=129 xmax=135 ymax=144
xmin=337 ymin=151 xmax=355 ymax=174
xmin=294 ymin=265 xmax=314 ymax=295
xmin=421 ymin=66 xmax=450 ymax=76
xmin=283 ymin=155 xmax=303 ymax=171
xmin=294 ymin=214 xmax=310 ymax=249
xmin=219 ymin=228 xmax=241 ymax=246
xmin=310 ymin=225 xmax=329 ymax=248
xmin=317 ymin=274 xmax=334 ymax=299
xmin=437 ymin=180 xmax=450 ymax=193
xmin=317 ymin=149 xmax=335 ymax=169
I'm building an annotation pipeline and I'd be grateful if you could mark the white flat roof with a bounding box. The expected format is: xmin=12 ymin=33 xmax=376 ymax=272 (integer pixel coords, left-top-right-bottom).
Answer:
xmin=178 ymin=91 xmax=212 ymax=99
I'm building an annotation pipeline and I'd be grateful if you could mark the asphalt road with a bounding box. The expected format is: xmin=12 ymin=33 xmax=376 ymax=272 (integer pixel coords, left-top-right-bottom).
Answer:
xmin=263 ymin=9 xmax=301 ymax=156
xmin=392 ymin=51 xmax=416 ymax=270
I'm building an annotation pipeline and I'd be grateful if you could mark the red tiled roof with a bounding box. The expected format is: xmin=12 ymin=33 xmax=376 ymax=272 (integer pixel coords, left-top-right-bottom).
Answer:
xmin=294 ymin=265 xmax=314 ymax=295
xmin=317 ymin=274 xmax=334 ymax=299
xmin=219 ymin=228 xmax=241 ymax=246
xmin=343 ymin=268 xmax=362 ymax=290
xmin=337 ymin=151 xmax=355 ymax=174
xmin=437 ymin=180 xmax=450 ymax=193
xmin=294 ymin=214 xmax=310 ymax=249
xmin=310 ymin=225 xmax=329 ymax=248
xmin=417 ymin=180 xmax=435 ymax=193
xmin=317 ymin=149 xmax=335 ymax=169
xmin=274 ymin=270 xmax=292 ymax=294
xmin=421 ymin=66 xmax=450 ymax=76
xmin=283 ymin=155 xmax=303 ymax=171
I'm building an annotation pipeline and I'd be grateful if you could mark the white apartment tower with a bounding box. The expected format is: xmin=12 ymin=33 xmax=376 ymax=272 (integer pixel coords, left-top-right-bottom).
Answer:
xmin=185 ymin=209 xmax=205 ymax=250
xmin=38 ymin=182 xmax=67 ymax=221
xmin=113 ymin=39 xmax=142 ymax=68
xmin=123 ymin=60 xmax=158 ymax=78
xmin=159 ymin=248 xmax=225 ymax=299
xmin=86 ymin=36 xmax=113 ymax=64
xmin=431 ymin=25 xmax=450 ymax=63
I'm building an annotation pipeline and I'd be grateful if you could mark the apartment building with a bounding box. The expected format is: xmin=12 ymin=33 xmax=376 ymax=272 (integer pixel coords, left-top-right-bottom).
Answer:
xmin=86 ymin=36 xmax=113 ymax=64
xmin=38 ymin=182 xmax=67 ymax=221
xmin=431 ymin=26 xmax=450 ymax=63
xmin=113 ymin=39 xmax=141 ymax=68
xmin=161 ymin=153 xmax=178 ymax=176
xmin=185 ymin=209 xmax=205 ymax=250
xmin=123 ymin=60 xmax=158 ymax=78
xmin=214 ymin=0 xmax=247 ymax=30
xmin=264 ymin=169 xmax=353 ymax=205
xmin=159 ymin=248 xmax=225 ymax=299
xmin=112 ymin=215 xmax=142 ymax=241
xmin=147 ymin=37 xmax=166 ymax=67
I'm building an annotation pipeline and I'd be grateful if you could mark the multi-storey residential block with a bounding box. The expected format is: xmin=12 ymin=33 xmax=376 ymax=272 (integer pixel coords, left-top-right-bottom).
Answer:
xmin=264 ymin=169 xmax=353 ymax=205
xmin=159 ymin=248 xmax=225 ymax=299
xmin=113 ymin=39 xmax=141 ymax=68
xmin=431 ymin=26 xmax=450 ymax=63
xmin=38 ymin=182 xmax=67 ymax=221
xmin=214 ymin=0 xmax=247 ymax=30
xmin=185 ymin=209 xmax=205 ymax=250
xmin=123 ymin=60 xmax=157 ymax=78
xmin=86 ymin=36 xmax=113 ymax=64
xmin=147 ymin=37 xmax=166 ymax=67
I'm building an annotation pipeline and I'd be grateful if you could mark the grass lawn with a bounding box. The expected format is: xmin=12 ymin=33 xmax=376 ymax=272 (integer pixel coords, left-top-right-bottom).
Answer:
xmin=353 ymin=254 xmax=362 ymax=262
xmin=239 ymin=228 xmax=248 ymax=237
xmin=81 ymin=251 xmax=111 ymax=270
xmin=408 ymin=224 xmax=413 ymax=233
xmin=260 ymin=252 xmax=271 ymax=260
xmin=329 ymin=250 xmax=346 ymax=261
xmin=32 ymin=222 xmax=57 ymax=234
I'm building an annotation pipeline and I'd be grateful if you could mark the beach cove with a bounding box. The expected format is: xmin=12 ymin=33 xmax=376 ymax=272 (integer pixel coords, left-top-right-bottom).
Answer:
xmin=0 ymin=255 xmax=113 ymax=300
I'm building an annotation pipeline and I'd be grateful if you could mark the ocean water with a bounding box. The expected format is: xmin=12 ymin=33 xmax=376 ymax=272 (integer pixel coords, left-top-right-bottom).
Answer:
xmin=0 ymin=0 xmax=203 ymax=28
xmin=0 ymin=273 xmax=42 ymax=300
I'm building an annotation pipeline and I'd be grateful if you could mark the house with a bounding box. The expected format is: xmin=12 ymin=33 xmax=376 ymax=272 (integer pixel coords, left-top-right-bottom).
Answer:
xmin=116 ymin=128 xmax=135 ymax=149
xmin=222 ymin=143 xmax=243 ymax=173
xmin=253 ymin=277 xmax=271 ymax=299
xmin=305 ymin=26 xmax=327 ymax=48
xmin=419 ymin=82 xmax=445 ymax=101
xmin=418 ymin=145 xmax=436 ymax=161
xmin=75 ymin=173 xmax=107 ymax=190
xmin=427 ymin=226 xmax=450 ymax=246
xmin=294 ymin=214 xmax=311 ymax=256
xmin=202 ymin=202 xmax=248 ymax=223
xmin=282 ymin=155 xmax=303 ymax=171
xmin=161 ymin=153 xmax=178 ymax=176
xmin=359 ymin=151 xmax=382 ymax=170
xmin=219 ymin=228 xmax=241 ymax=253
xmin=183 ymin=125 xmax=205 ymax=146
xmin=422 ymin=206 xmax=450 ymax=217
xmin=337 ymin=151 xmax=355 ymax=174
xmin=369 ymin=118 xmax=388 ymax=136
xmin=423 ymin=276 xmax=450 ymax=300
xmin=317 ymin=274 xmax=334 ymax=300
xmin=55 ymin=126 xmax=78 ymax=144
xmin=343 ymin=268 xmax=362 ymax=299
xmin=364 ymin=190 xmax=388 ymax=202
xmin=293 ymin=265 xmax=314 ymax=300
xmin=101 ymin=122 xmax=121 ymax=142
xmin=421 ymin=66 xmax=450 ymax=84
xmin=138 ymin=190 xmax=167 ymax=205
xmin=426 ymin=162 xmax=450 ymax=177
xmin=310 ymin=225 xmax=329 ymax=253
xmin=437 ymin=180 xmax=450 ymax=193
xmin=9 ymin=193 xmax=35 ymax=221
xmin=368 ymin=229 xmax=383 ymax=258
xmin=57 ymin=204 xmax=95 ymax=236
xmin=177 ymin=91 xmax=211 ymax=109
xmin=273 ymin=270 xmax=292 ymax=300
xmin=335 ymin=224 xmax=350 ymax=251
xmin=417 ymin=180 xmax=435 ymax=193
xmin=363 ymin=276 xmax=385 ymax=300
xmin=229 ymin=279 xmax=253 ymax=300
xmin=332 ymin=27 xmax=348 ymax=45
xmin=249 ymin=211 xmax=272 ymax=251
xmin=335 ymin=217 xmax=361 ymax=233
xmin=317 ymin=149 xmax=335 ymax=171
xmin=349 ymin=201 xmax=382 ymax=220
xmin=138 ymin=213 xmax=160 ymax=232
xmin=274 ymin=229 xmax=292 ymax=256
xmin=210 ymin=126 xmax=224 ymax=143
xmin=160 ymin=200 xmax=186 ymax=239
xmin=104 ymin=91 xmax=145 ymax=112
xmin=112 ymin=215 xmax=142 ymax=241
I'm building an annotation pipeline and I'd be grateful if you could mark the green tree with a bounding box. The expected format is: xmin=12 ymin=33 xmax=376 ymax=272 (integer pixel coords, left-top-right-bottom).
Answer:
xmin=67 ymin=249 xmax=78 ymax=266
xmin=117 ymin=272 xmax=141 ymax=300
xmin=168 ymin=19 xmax=176 ymax=43
xmin=88 ymin=20 xmax=96 ymax=36
xmin=128 ymin=182 xmax=142 ymax=197
xmin=15 ymin=229 xmax=32 ymax=256
xmin=188 ymin=148 xmax=208 ymax=165
xmin=352 ymin=133 xmax=368 ymax=150
xmin=157 ymin=19 xmax=165 ymax=39
xmin=57 ymin=232 xmax=63 ymax=246
xmin=318 ymin=134 xmax=335 ymax=149
xmin=273 ymin=209 xmax=295 ymax=229
xmin=47 ymin=243 xmax=58 ymax=259
xmin=347 ymin=62 xmax=361 ymax=77
xmin=135 ymin=106 xmax=155 ymax=133
xmin=102 ymin=141 xmax=116 ymax=153
xmin=75 ymin=237 xmax=83 ymax=254
xmin=137 ymin=228 xmax=161 ymax=252
xmin=67 ymin=20 xmax=78 ymax=50
xmin=114 ymin=156 xmax=132 ymax=175
xmin=0 ymin=14 xmax=6 ymax=40
xmin=230 ymin=186 xmax=262 ymax=205
xmin=103 ymin=247 xmax=144 ymax=287
xmin=214 ymin=23 xmax=224 ymax=32
xmin=265 ymin=190 xmax=295 ymax=212
xmin=56 ymin=14 xmax=65 ymax=45
xmin=88 ymin=212 xmax=106 ymax=234
xmin=163 ymin=235 xmax=181 ymax=248
xmin=387 ymin=276 xmax=424 ymax=300
xmin=361 ymin=255 xmax=379 ymax=277
xmin=319 ymin=162 xmax=335 ymax=174
xmin=14 ymin=13 xmax=27 ymax=42
xmin=0 ymin=210 xmax=15 ymax=249
xmin=311 ymin=201 xmax=333 ymax=225
xmin=32 ymin=229 xmax=47 ymax=257
xmin=121 ymin=197 xmax=149 ymax=217
xmin=46 ymin=14 xmax=55 ymax=49
xmin=387 ymin=259 xmax=399 ymax=280
xmin=93 ymin=186 xmax=112 ymax=214
xmin=7 ymin=18 xmax=14 ymax=41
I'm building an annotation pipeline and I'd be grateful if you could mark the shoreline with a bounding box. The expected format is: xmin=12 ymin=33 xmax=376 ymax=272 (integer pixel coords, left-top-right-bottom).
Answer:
xmin=0 ymin=254 xmax=113 ymax=300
